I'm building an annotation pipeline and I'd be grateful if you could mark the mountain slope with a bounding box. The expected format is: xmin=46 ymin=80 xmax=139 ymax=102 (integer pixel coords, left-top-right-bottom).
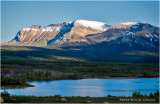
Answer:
xmin=86 ymin=22 xmax=159 ymax=51
xmin=3 ymin=20 xmax=110 ymax=47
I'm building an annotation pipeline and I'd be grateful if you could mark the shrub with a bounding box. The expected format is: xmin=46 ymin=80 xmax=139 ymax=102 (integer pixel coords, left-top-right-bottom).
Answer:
xmin=1 ymin=90 xmax=10 ymax=97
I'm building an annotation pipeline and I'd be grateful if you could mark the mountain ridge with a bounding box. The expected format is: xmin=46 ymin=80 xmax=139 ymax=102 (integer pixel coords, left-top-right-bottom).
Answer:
xmin=1 ymin=19 xmax=159 ymax=51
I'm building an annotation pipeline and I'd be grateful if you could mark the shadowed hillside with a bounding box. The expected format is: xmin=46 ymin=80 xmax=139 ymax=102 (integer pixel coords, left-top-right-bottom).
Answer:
xmin=1 ymin=45 xmax=159 ymax=63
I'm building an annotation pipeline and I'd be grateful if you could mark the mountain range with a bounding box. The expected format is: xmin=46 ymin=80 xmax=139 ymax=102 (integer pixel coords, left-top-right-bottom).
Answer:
xmin=1 ymin=20 xmax=159 ymax=63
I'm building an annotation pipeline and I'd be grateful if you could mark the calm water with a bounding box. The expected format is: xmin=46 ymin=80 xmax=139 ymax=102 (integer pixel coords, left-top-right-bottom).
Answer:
xmin=1 ymin=78 xmax=159 ymax=97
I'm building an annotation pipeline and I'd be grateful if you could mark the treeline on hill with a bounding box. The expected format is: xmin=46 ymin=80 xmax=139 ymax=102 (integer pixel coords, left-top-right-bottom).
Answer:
xmin=1 ymin=60 xmax=159 ymax=86
xmin=132 ymin=91 xmax=159 ymax=98
xmin=1 ymin=69 xmax=81 ymax=85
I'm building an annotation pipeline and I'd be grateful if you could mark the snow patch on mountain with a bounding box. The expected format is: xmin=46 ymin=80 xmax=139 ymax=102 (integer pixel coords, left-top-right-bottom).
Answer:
xmin=74 ymin=20 xmax=109 ymax=31
xmin=120 ymin=22 xmax=139 ymax=26
xmin=126 ymin=31 xmax=133 ymax=35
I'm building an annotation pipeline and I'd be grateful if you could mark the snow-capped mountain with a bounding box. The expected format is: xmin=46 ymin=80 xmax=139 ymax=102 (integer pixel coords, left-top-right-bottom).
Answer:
xmin=2 ymin=20 xmax=159 ymax=51
xmin=5 ymin=20 xmax=110 ymax=46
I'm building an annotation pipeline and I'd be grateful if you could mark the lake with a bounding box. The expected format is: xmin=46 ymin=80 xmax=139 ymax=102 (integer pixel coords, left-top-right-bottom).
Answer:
xmin=1 ymin=78 xmax=159 ymax=97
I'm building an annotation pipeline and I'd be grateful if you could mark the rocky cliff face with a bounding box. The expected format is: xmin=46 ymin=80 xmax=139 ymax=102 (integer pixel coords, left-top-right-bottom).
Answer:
xmin=12 ymin=22 xmax=71 ymax=46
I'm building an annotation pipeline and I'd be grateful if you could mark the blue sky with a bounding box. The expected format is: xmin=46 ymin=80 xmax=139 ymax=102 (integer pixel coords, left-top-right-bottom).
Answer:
xmin=1 ymin=1 xmax=159 ymax=42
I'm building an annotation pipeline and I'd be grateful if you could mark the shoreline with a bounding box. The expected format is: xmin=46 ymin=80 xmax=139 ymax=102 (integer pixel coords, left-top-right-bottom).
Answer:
xmin=83 ymin=77 xmax=159 ymax=79
xmin=1 ymin=84 xmax=35 ymax=90
xmin=1 ymin=94 xmax=159 ymax=103
xmin=1 ymin=77 xmax=159 ymax=90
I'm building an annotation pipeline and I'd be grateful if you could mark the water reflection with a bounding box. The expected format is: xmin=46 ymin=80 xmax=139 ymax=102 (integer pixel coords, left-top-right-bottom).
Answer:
xmin=1 ymin=78 xmax=159 ymax=97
